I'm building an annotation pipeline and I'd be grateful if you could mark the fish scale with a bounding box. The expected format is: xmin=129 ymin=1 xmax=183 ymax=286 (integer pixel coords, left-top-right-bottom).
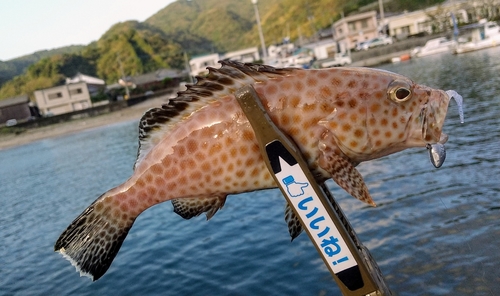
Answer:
xmin=55 ymin=60 xmax=456 ymax=281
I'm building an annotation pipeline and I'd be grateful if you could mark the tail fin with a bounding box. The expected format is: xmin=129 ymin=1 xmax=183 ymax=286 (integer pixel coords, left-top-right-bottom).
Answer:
xmin=54 ymin=197 xmax=134 ymax=281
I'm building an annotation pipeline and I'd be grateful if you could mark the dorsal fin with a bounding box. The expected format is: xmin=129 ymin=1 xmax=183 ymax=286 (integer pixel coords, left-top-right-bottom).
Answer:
xmin=171 ymin=195 xmax=227 ymax=220
xmin=134 ymin=60 xmax=293 ymax=169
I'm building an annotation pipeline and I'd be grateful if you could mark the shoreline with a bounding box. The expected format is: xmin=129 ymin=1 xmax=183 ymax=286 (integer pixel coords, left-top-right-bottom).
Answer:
xmin=0 ymin=95 xmax=171 ymax=151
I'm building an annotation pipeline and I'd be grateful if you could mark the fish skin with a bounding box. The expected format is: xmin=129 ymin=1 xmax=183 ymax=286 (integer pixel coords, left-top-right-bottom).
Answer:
xmin=55 ymin=60 xmax=452 ymax=280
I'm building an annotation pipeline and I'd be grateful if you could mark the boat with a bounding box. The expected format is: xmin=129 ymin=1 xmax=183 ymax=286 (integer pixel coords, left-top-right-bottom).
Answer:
xmin=453 ymin=20 xmax=500 ymax=54
xmin=412 ymin=37 xmax=456 ymax=57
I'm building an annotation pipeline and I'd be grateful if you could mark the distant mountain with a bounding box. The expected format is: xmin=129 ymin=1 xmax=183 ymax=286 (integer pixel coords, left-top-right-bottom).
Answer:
xmin=93 ymin=21 xmax=184 ymax=83
xmin=145 ymin=0 xmax=344 ymax=54
xmin=0 ymin=22 xmax=184 ymax=100
xmin=0 ymin=45 xmax=85 ymax=86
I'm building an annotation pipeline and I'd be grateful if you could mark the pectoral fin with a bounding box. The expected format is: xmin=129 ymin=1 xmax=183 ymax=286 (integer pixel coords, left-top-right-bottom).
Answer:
xmin=318 ymin=149 xmax=375 ymax=206
xmin=285 ymin=203 xmax=303 ymax=241
xmin=172 ymin=195 xmax=227 ymax=220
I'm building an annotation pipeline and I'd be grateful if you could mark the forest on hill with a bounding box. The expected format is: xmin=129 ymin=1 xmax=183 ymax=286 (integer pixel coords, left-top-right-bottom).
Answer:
xmin=0 ymin=0 xmax=444 ymax=100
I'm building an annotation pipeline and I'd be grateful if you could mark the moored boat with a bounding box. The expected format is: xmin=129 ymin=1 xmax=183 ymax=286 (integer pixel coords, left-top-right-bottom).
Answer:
xmin=454 ymin=20 xmax=500 ymax=54
xmin=412 ymin=37 xmax=456 ymax=57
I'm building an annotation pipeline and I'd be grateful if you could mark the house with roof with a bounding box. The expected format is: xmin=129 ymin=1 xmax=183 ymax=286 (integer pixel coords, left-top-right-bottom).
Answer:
xmin=0 ymin=94 xmax=34 ymax=124
xmin=66 ymin=73 xmax=105 ymax=96
xmin=33 ymin=82 xmax=92 ymax=116
xmin=333 ymin=10 xmax=378 ymax=52
xmin=117 ymin=68 xmax=187 ymax=96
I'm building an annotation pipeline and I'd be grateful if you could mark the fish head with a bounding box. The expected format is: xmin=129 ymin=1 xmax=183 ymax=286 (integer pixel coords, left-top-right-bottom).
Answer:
xmin=321 ymin=68 xmax=452 ymax=163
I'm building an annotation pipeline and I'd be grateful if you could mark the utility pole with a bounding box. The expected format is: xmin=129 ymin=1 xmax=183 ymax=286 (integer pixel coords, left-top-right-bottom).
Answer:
xmin=379 ymin=0 xmax=385 ymax=34
xmin=252 ymin=0 xmax=267 ymax=60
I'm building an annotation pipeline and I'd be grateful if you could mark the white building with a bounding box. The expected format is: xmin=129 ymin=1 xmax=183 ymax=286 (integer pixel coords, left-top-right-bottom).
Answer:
xmin=34 ymin=82 xmax=92 ymax=116
xmin=303 ymin=40 xmax=338 ymax=60
xmin=222 ymin=47 xmax=260 ymax=63
xmin=66 ymin=73 xmax=105 ymax=96
xmin=189 ymin=54 xmax=220 ymax=78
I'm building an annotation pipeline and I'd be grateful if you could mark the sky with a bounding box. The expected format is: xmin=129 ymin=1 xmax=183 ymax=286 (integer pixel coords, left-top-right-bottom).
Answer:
xmin=0 ymin=0 xmax=176 ymax=61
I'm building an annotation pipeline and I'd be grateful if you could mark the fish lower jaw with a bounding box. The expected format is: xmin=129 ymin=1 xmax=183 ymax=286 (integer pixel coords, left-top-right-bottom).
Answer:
xmin=422 ymin=132 xmax=449 ymax=146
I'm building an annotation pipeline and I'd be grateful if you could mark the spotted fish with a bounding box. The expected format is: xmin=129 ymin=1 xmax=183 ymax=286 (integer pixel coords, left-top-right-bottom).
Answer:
xmin=55 ymin=60 xmax=462 ymax=280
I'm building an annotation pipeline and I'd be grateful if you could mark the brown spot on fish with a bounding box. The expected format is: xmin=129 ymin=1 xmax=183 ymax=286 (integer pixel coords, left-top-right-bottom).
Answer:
xmin=266 ymin=84 xmax=278 ymax=95
xmin=229 ymin=147 xmax=237 ymax=158
xmin=294 ymin=81 xmax=304 ymax=92
xmin=281 ymin=114 xmax=290 ymax=125
xmin=289 ymin=115 xmax=300 ymax=125
xmin=320 ymin=86 xmax=333 ymax=98
xmin=370 ymin=103 xmax=381 ymax=113
xmin=342 ymin=123 xmax=352 ymax=132
xmin=331 ymin=77 xmax=342 ymax=87
xmin=290 ymin=96 xmax=301 ymax=107
xmin=220 ymin=153 xmax=228 ymax=164
xmin=307 ymin=77 xmax=318 ymax=87
xmin=304 ymin=104 xmax=316 ymax=112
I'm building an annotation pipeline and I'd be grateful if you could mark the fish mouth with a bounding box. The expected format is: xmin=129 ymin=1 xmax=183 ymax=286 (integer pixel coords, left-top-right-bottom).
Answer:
xmin=424 ymin=90 xmax=464 ymax=168
xmin=420 ymin=89 xmax=464 ymax=146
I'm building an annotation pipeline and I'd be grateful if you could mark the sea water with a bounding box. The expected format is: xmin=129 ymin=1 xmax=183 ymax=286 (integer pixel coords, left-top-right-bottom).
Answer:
xmin=1 ymin=47 xmax=499 ymax=295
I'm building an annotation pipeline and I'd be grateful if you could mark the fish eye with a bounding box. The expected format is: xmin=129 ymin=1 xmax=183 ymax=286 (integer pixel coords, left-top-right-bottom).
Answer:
xmin=388 ymin=80 xmax=412 ymax=103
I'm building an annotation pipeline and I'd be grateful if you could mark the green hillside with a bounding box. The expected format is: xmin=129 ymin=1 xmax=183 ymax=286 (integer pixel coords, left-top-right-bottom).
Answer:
xmin=0 ymin=0 xmax=446 ymax=101
xmin=0 ymin=21 xmax=184 ymax=100
xmin=145 ymin=0 xmax=343 ymax=54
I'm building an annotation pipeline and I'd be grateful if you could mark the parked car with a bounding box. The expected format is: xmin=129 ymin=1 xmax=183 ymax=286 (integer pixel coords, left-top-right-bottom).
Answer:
xmin=320 ymin=54 xmax=352 ymax=68
xmin=5 ymin=119 xmax=17 ymax=127
xmin=355 ymin=41 xmax=369 ymax=51
xmin=360 ymin=36 xmax=393 ymax=50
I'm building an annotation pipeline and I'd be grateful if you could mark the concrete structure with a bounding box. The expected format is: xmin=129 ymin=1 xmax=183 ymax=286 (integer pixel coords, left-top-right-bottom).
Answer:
xmin=333 ymin=10 xmax=378 ymax=52
xmin=189 ymin=54 xmax=220 ymax=78
xmin=222 ymin=47 xmax=260 ymax=63
xmin=34 ymin=82 xmax=92 ymax=116
xmin=0 ymin=95 xmax=32 ymax=124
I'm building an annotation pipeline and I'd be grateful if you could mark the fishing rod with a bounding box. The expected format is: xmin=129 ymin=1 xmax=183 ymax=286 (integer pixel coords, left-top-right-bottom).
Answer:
xmin=235 ymin=85 xmax=391 ymax=296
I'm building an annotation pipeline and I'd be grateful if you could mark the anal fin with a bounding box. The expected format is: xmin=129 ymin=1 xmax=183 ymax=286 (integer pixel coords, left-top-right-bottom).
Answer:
xmin=172 ymin=195 xmax=227 ymax=220
xmin=285 ymin=202 xmax=303 ymax=241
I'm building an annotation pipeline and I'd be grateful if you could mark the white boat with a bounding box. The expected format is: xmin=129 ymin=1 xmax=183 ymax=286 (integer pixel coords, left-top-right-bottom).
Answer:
xmin=454 ymin=20 xmax=500 ymax=54
xmin=412 ymin=37 xmax=456 ymax=57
